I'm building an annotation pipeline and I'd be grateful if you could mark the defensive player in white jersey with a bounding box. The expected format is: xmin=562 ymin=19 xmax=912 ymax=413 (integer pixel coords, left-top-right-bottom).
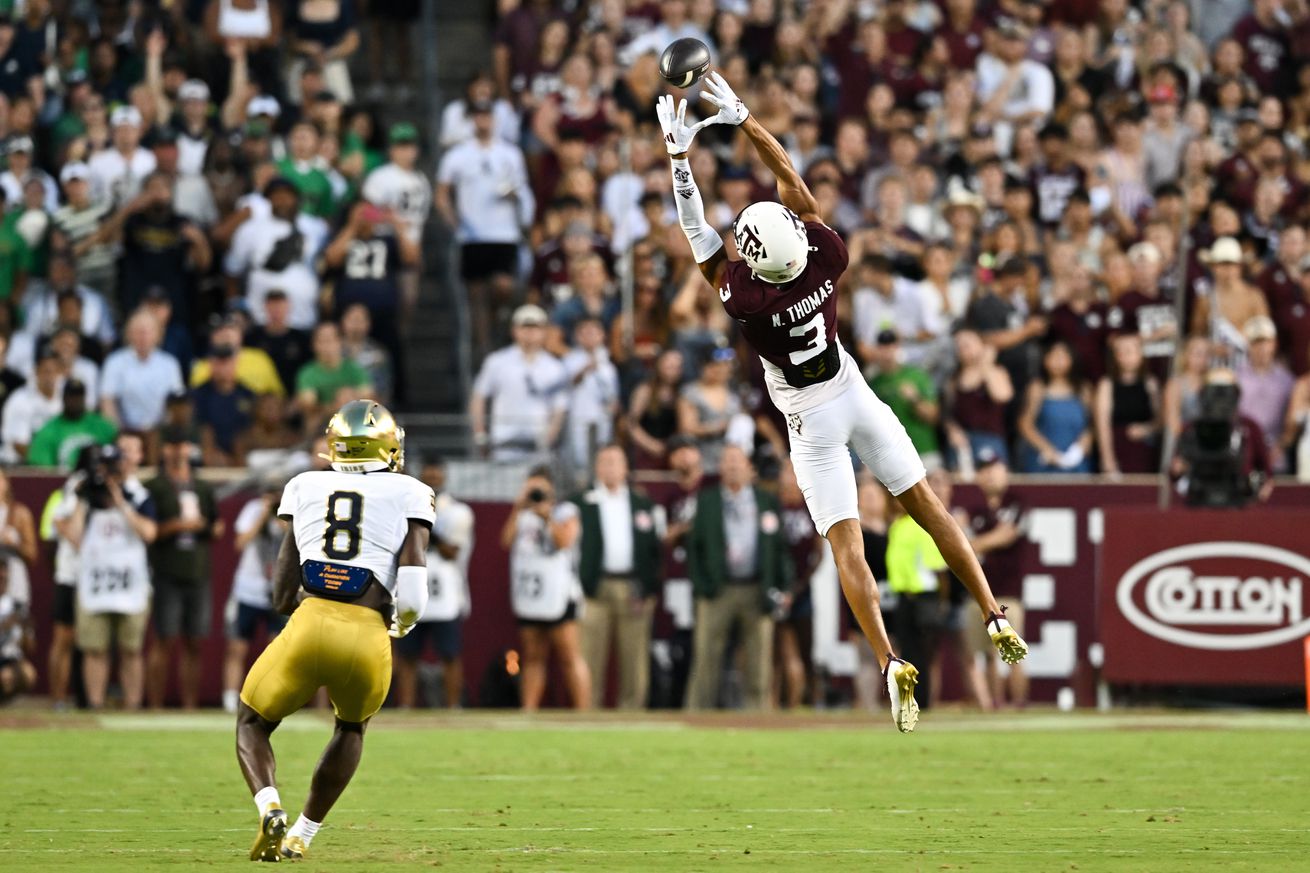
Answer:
xmin=658 ymin=74 xmax=1028 ymax=732
xmin=236 ymin=400 xmax=435 ymax=861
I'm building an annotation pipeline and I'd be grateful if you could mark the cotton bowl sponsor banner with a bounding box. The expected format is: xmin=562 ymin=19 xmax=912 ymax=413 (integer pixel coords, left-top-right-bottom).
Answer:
xmin=1100 ymin=509 xmax=1310 ymax=686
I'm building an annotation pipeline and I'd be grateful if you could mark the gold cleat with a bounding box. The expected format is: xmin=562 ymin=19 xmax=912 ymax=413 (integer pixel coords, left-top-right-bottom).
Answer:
xmin=883 ymin=657 xmax=920 ymax=733
xmin=250 ymin=805 xmax=288 ymax=862
xmin=987 ymin=612 xmax=1029 ymax=664
xmin=281 ymin=835 xmax=308 ymax=861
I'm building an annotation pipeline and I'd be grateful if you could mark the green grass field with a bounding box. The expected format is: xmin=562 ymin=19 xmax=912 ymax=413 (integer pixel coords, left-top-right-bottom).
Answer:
xmin=2 ymin=709 xmax=1307 ymax=871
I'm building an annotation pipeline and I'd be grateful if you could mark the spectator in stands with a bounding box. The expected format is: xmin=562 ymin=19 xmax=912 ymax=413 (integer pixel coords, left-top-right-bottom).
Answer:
xmin=574 ymin=445 xmax=662 ymax=710
xmin=43 ymin=327 xmax=100 ymax=408
xmin=59 ymin=442 xmax=156 ymax=711
xmin=100 ymin=310 xmax=185 ymax=436
xmin=975 ymin=19 xmax=1054 ymax=153
xmin=867 ymin=329 xmax=942 ymax=469
xmin=547 ymin=254 xmax=620 ymax=355
xmin=276 ymin=120 xmax=338 ymax=219
xmin=1193 ymin=236 xmax=1272 ymax=365
xmin=436 ymin=99 xmax=534 ymax=360
xmin=18 ymin=253 xmax=115 ymax=353
xmin=944 ymin=328 xmax=1014 ymax=471
xmin=246 ymin=290 xmax=313 ymax=395
xmin=295 ymin=321 xmax=371 ymax=429
xmin=1 ymin=347 xmax=62 ymax=463
xmin=851 ymin=253 xmax=943 ymax=366
xmin=469 ymin=305 xmax=566 ymax=462
xmin=140 ymin=287 xmax=195 ymax=376
xmin=1017 ymin=341 xmax=1094 ymax=474
xmin=50 ymin=162 xmax=116 ymax=301
xmin=562 ymin=317 xmax=620 ymax=473
xmin=502 ymin=466 xmax=590 ymax=711
xmin=286 ymin=0 xmax=361 ymax=104
xmin=967 ymin=256 xmax=1044 ymax=401
xmin=677 ymin=346 xmax=743 ymax=475
xmin=1096 ymin=332 xmax=1162 ymax=476
xmin=2 ymin=135 xmax=56 ymax=213
xmin=1237 ymin=316 xmax=1295 ymax=471
xmin=322 ymin=201 xmax=418 ymax=396
xmin=225 ymin=178 xmax=330 ymax=331
xmin=1115 ymin=241 xmax=1178 ymax=381
xmin=221 ymin=483 xmax=287 ymax=714
xmin=0 ymin=561 xmax=35 ymax=704
xmin=1045 ymin=257 xmax=1111 ymax=382
xmin=233 ymin=394 xmax=300 ymax=464
xmin=95 ymin=170 xmax=212 ymax=321
xmin=87 ymin=105 xmax=156 ymax=209
xmin=394 ymin=460 xmax=474 ymax=709
xmin=27 ymin=379 xmax=116 ymax=470
xmin=361 ymin=122 xmax=431 ymax=316
xmin=1260 ymin=225 xmax=1310 ymax=377
xmin=146 ymin=428 xmax=222 ymax=711
xmin=1164 ymin=335 xmax=1213 ymax=442
xmin=190 ymin=318 xmax=283 ymax=399
xmin=627 ymin=348 xmax=686 ymax=471
xmin=440 ymin=71 xmax=520 ymax=148
xmin=685 ymin=445 xmax=788 ymax=711
xmin=339 ymin=304 xmax=392 ymax=404
xmin=192 ymin=341 xmax=256 ymax=467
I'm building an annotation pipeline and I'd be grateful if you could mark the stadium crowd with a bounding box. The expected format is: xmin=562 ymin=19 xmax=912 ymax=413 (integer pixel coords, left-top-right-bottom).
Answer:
xmin=5 ymin=0 xmax=1310 ymax=711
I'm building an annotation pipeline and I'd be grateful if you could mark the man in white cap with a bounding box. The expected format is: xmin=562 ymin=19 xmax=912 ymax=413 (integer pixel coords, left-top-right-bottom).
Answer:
xmin=1114 ymin=240 xmax=1178 ymax=381
xmin=175 ymin=79 xmax=215 ymax=177
xmin=87 ymin=105 xmax=157 ymax=209
xmin=469 ymin=304 xmax=567 ymax=461
xmin=0 ymin=136 xmax=57 ymax=213
xmin=50 ymin=162 xmax=117 ymax=300
xmin=1236 ymin=315 xmax=1294 ymax=471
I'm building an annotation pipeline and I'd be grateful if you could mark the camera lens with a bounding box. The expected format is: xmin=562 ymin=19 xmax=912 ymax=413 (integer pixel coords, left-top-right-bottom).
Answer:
xmin=527 ymin=488 xmax=547 ymax=503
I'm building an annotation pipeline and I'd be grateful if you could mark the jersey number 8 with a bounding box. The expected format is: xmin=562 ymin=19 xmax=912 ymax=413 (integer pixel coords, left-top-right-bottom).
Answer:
xmin=323 ymin=491 xmax=364 ymax=560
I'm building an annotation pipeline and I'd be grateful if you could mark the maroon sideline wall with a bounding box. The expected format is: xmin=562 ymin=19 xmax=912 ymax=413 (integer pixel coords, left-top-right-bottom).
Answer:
xmin=12 ymin=474 xmax=1310 ymax=708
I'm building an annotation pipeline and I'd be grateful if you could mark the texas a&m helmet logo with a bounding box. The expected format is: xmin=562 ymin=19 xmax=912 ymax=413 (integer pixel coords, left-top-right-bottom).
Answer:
xmin=735 ymin=221 xmax=768 ymax=262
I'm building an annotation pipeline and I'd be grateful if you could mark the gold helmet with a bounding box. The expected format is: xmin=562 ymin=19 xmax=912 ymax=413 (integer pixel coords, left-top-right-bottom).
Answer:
xmin=323 ymin=399 xmax=405 ymax=473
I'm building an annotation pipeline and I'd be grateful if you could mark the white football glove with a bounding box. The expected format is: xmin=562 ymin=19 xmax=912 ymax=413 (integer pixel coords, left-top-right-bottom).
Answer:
xmin=657 ymin=94 xmax=712 ymax=156
xmin=388 ymin=613 xmax=419 ymax=639
xmin=699 ymin=72 xmax=749 ymax=126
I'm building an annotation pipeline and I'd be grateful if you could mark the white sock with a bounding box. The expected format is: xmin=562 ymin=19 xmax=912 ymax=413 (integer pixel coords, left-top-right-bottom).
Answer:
xmin=289 ymin=815 xmax=321 ymax=845
xmin=253 ymin=786 xmax=281 ymax=816
xmin=222 ymin=690 xmax=239 ymax=713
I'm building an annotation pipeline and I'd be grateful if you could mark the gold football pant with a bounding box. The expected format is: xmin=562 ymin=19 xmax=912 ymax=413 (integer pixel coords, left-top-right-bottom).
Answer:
xmin=241 ymin=597 xmax=392 ymax=723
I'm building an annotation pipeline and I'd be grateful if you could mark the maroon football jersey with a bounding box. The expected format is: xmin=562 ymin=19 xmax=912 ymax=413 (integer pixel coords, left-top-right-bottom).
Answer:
xmin=720 ymin=221 xmax=849 ymax=385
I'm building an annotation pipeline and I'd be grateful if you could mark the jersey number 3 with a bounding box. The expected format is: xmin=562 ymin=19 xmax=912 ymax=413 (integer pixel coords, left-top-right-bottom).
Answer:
xmin=787 ymin=312 xmax=828 ymax=365
xmin=323 ymin=491 xmax=363 ymax=560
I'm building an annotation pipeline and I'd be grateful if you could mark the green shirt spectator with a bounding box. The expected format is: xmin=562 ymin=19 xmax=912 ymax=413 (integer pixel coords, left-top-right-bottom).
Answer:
xmin=27 ymin=380 xmax=117 ymax=469
xmin=295 ymin=322 xmax=372 ymax=423
xmin=278 ymin=121 xmax=339 ymax=218
xmin=0 ymin=207 xmax=32 ymax=302
xmin=885 ymin=514 xmax=948 ymax=595
xmin=866 ymin=329 xmax=941 ymax=460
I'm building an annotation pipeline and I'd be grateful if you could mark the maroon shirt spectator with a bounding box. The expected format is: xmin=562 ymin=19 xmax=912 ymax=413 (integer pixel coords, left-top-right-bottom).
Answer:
xmin=937 ymin=0 xmax=987 ymax=70
xmin=493 ymin=0 xmax=566 ymax=98
xmin=958 ymin=454 xmax=1027 ymax=600
xmin=1029 ymin=124 xmax=1086 ymax=228
xmin=1257 ymin=232 xmax=1310 ymax=376
xmin=1229 ymin=0 xmax=1291 ymax=96
xmin=1047 ymin=298 xmax=1111 ymax=383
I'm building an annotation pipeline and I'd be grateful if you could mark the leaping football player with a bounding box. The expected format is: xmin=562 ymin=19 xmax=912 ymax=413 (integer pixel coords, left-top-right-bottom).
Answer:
xmin=235 ymin=400 xmax=436 ymax=860
xmin=657 ymin=74 xmax=1028 ymax=732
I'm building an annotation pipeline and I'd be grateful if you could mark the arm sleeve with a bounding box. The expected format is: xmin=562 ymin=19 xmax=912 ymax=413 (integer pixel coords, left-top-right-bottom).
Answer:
xmin=670 ymin=158 xmax=725 ymax=264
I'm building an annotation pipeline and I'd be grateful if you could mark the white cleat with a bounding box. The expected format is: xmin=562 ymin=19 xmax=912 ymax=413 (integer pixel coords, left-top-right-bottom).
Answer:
xmin=884 ymin=657 xmax=920 ymax=733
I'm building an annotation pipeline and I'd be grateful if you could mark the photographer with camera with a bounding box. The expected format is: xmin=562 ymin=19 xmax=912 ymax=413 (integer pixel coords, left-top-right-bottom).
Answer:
xmin=146 ymin=427 xmax=223 ymax=710
xmin=1171 ymin=368 xmax=1275 ymax=507
xmin=500 ymin=466 xmax=590 ymax=711
xmin=55 ymin=442 xmax=157 ymax=710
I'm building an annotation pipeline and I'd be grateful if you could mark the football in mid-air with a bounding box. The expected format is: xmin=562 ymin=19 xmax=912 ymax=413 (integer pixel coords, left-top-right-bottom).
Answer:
xmin=659 ymin=38 xmax=711 ymax=88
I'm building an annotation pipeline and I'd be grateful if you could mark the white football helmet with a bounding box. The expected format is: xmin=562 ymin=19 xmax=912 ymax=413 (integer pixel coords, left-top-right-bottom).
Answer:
xmin=732 ymin=201 xmax=809 ymax=284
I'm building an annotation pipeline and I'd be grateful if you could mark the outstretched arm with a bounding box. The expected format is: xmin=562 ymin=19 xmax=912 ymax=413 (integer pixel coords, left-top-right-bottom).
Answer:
xmin=701 ymin=73 xmax=820 ymax=223
xmin=739 ymin=116 xmax=820 ymax=223
xmin=656 ymin=95 xmax=728 ymax=287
